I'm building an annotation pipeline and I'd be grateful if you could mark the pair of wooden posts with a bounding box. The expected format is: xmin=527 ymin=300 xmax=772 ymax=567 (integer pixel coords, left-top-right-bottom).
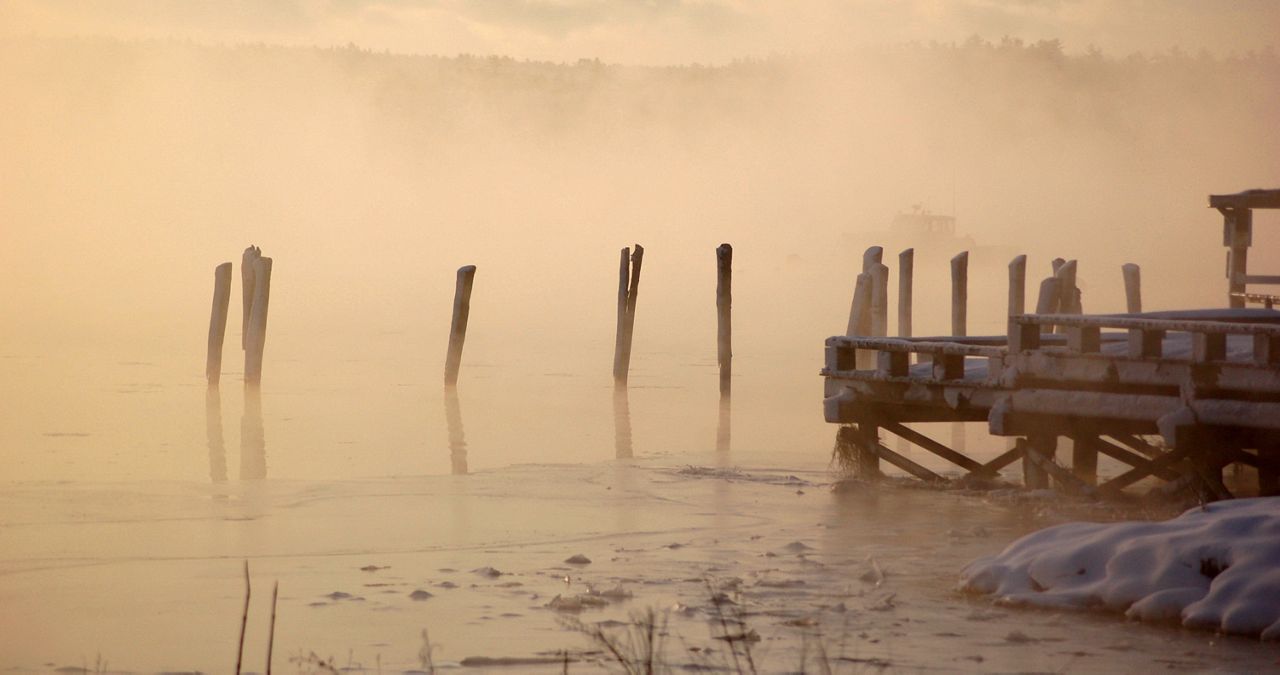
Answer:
xmin=609 ymin=243 xmax=733 ymax=397
xmin=206 ymin=246 xmax=273 ymax=386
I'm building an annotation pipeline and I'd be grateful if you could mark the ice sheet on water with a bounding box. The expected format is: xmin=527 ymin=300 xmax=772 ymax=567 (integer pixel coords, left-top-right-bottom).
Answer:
xmin=959 ymin=497 xmax=1280 ymax=639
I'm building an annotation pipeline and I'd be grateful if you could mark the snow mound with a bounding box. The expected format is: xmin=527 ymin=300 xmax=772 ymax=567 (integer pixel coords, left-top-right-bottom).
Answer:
xmin=959 ymin=497 xmax=1280 ymax=639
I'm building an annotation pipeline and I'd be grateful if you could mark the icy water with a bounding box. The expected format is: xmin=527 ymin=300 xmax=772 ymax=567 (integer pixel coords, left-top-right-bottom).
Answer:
xmin=2 ymin=340 xmax=1279 ymax=672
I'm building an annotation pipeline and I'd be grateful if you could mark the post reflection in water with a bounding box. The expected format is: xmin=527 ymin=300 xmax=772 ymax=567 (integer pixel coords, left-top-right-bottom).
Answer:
xmin=205 ymin=386 xmax=227 ymax=482
xmin=613 ymin=387 xmax=633 ymax=459
xmin=715 ymin=399 xmax=731 ymax=455
xmin=445 ymin=385 xmax=468 ymax=475
xmin=240 ymin=384 xmax=267 ymax=479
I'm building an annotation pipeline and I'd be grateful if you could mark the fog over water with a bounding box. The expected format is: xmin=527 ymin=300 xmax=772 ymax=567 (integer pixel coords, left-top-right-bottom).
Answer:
xmin=2 ymin=4 xmax=1280 ymax=672
xmin=2 ymin=28 xmax=1278 ymax=483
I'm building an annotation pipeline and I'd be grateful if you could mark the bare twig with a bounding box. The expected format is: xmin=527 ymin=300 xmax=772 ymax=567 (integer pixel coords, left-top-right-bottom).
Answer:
xmin=266 ymin=580 xmax=279 ymax=675
xmin=236 ymin=560 xmax=251 ymax=675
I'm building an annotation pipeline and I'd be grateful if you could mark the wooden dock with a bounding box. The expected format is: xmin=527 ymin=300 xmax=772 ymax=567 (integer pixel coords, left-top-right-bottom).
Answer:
xmin=824 ymin=189 xmax=1280 ymax=499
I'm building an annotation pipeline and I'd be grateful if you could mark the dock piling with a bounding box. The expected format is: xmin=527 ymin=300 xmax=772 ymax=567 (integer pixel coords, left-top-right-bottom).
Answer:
xmin=898 ymin=249 xmax=914 ymax=337
xmin=445 ymin=265 xmax=477 ymax=386
xmin=1123 ymin=263 xmax=1142 ymax=313
xmin=241 ymin=246 xmax=261 ymax=350
xmin=716 ymin=243 xmax=732 ymax=398
xmin=871 ymin=262 xmax=889 ymax=338
xmin=951 ymin=251 xmax=968 ymax=337
xmin=613 ymin=246 xmax=644 ymax=386
xmin=206 ymin=262 xmax=232 ymax=386
xmin=244 ymin=256 xmax=273 ymax=385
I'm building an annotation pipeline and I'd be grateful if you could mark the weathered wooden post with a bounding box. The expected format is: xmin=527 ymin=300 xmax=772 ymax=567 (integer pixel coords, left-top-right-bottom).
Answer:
xmin=1021 ymin=436 xmax=1052 ymax=489
xmin=951 ymin=251 xmax=968 ymax=337
xmin=207 ymin=262 xmax=233 ymax=386
xmin=871 ymin=262 xmax=889 ymax=338
xmin=848 ymin=272 xmax=874 ymax=369
xmin=898 ymin=249 xmax=914 ymax=337
xmin=1122 ymin=263 xmax=1142 ymax=313
xmin=1035 ymin=277 xmax=1061 ymax=314
xmin=1008 ymin=255 xmax=1027 ymax=321
xmin=612 ymin=245 xmax=644 ymax=386
xmin=862 ymin=246 xmax=883 ymax=273
xmin=1054 ymin=259 xmax=1080 ymax=333
xmin=1072 ymin=435 xmax=1099 ymax=486
xmin=444 ymin=265 xmax=477 ymax=386
xmin=244 ymin=257 xmax=272 ymax=385
xmin=241 ymin=246 xmax=261 ymax=350
xmin=612 ymin=247 xmax=631 ymax=385
xmin=1051 ymin=257 xmax=1065 ymax=276
xmin=716 ymin=243 xmax=732 ymax=398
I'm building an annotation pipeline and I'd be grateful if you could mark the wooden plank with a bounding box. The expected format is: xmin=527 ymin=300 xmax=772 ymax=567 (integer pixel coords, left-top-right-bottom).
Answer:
xmin=1016 ymin=313 xmax=1280 ymax=337
xmin=1108 ymin=433 xmax=1163 ymax=459
xmin=1100 ymin=444 xmax=1194 ymax=493
xmin=881 ymin=421 xmax=984 ymax=472
xmin=980 ymin=445 xmax=1024 ymax=475
xmin=869 ymin=439 xmax=946 ymax=483
xmin=1209 ymin=189 xmax=1280 ymax=209
xmin=1094 ymin=437 xmax=1179 ymax=480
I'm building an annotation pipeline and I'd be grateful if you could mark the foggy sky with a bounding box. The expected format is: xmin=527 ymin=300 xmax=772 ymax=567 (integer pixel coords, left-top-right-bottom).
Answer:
xmin=2 ymin=1 xmax=1277 ymax=65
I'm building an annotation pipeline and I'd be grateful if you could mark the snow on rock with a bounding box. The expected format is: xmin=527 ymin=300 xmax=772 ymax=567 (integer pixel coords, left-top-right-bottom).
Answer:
xmin=959 ymin=497 xmax=1280 ymax=640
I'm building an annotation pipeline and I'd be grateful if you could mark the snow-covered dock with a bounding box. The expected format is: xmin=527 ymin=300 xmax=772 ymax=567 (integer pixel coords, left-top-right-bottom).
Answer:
xmin=824 ymin=189 xmax=1280 ymax=499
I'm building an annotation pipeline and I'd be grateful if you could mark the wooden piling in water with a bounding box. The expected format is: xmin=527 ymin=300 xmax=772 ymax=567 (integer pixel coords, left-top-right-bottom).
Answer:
xmin=244 ymin=257 xmax=272 ymax=385
xmin=898 ymin=249 xmax=913 ymax=337
xmin=1123 ymin=263 xmax=1142 ymax=313
xmin=612 ymin=246 xmax=644 ymax=386
xmin=951 ymin=251 xmax=968 ymax=337
xmin=612 ymin=247 xmax=631 ymax=385
xmin=716 ymin=243 xmax=732 ymax=398
xmin=207 ymin=262 xmax=232 ymax=386
xmin=444 ymin=265 xmax=477 ymax=386
xmin=241 ymin=246 xmax=261 ymax=350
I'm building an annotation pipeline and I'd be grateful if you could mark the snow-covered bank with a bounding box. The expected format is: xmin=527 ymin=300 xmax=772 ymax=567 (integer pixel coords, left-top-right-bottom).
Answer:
xmin=960 ymin=497 xmax=1280 ymax=639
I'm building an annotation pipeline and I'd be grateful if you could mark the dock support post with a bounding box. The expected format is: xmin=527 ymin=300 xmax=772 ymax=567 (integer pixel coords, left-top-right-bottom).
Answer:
xmin=871 ymin=262 xmax=889 ymax=338
xmin=898 ymin=249 xmax=913 ymax=337
xmin=244 ymin=257 xmax=273 ymax=385
xmin=951 ymin=251 xmax=968 ymax=337
xmin=1071 ymin=435 xmax=1100 ymax=486
xmin=1122 ymin=263 xmax=1142 ymax=313
xmin=1008 ymin=255 xmax=1026 ymax=320
xmin=445 ymin=265 xmax=477 ymax=386
xmin=716 ymin=243 xmax=732 ymax=399
xmin=849 ymin=272 xmax=874 ymax=369
xmin=1223 ymin=208 xmax=1252 ymax=308
xmin=1055 ymin=259 xmax=1080 ymax=333
xmin=206 ymin=262 xmax=232 ymax=386
xmin=1021 ymin=435 xmax=1053 ymax=490
xmin=1035 ymin=277 xmax=1061 ymax=328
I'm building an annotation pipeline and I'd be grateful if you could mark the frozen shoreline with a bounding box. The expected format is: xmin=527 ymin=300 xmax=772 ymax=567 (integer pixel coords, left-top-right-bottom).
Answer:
xmin=2 ymin=460 xmax=1279 ymax=672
